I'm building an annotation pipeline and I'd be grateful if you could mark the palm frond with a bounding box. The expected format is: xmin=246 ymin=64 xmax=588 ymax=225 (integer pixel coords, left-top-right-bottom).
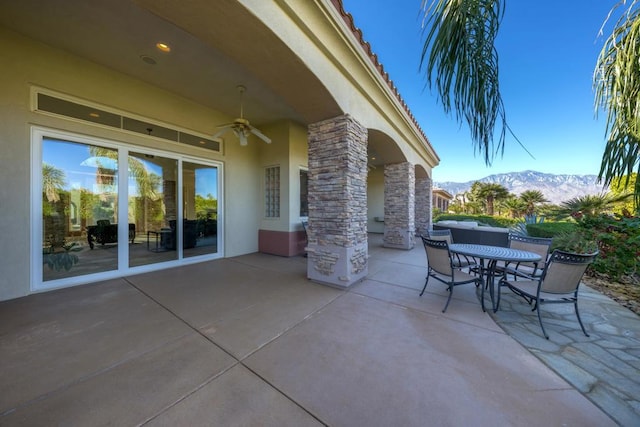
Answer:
xmin=420 ymin=0 xmax=508 ymax=165
xmin=594 ymin=0 xmax=640 ymax=209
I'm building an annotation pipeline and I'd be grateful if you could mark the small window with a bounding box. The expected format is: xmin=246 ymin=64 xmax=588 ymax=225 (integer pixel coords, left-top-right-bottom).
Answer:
xmin=299 ymin=169 xmax=308 ymax=217
xmin=265 ymin=166 xmax=280 ymax=218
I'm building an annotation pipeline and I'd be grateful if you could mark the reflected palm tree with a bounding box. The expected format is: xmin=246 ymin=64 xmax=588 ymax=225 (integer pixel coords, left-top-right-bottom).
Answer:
xmin=42 ymin=163 xmax=66 ymax=202
xmin=88 ymin=146 xmax=159 ymax=199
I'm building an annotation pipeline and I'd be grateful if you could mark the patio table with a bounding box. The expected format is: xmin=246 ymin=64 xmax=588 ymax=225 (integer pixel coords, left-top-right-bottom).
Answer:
xmin=449 ymin=243 xmax=542 ymax=313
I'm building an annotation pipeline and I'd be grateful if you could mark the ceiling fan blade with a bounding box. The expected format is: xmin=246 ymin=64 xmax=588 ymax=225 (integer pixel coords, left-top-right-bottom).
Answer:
xmin=215 ymin=122 xmax=236 ymax=128
xmin=212 ymin=126 xmax=233 ymax=139
xmin=249 ymin=126 xmax=272 ymax=144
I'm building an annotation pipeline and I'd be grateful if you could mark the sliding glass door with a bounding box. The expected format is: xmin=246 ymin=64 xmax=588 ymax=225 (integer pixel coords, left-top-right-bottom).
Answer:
xmin=128 ymin=152 xmax=178 ymax=267
xmin=35 ymin=129 xmax=222 ymax=290
xmin=41 ymin=138 xmax=120 ymax=281
xmin=182 ymin=161 xmax=219 ymax=258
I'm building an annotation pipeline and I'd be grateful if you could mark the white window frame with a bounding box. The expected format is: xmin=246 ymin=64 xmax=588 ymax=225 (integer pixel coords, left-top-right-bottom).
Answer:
xmin=31 ymin=126 xmax=224 ymax=292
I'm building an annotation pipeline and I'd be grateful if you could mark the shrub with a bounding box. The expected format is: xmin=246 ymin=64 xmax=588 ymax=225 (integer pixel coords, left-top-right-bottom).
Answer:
xmin=526 ymin=222 xmax=577 ymax=238
xmin=579 ymin=215 xmax=640 ymax=280
xmin=550 ymin=228 xmax=599 ymax=255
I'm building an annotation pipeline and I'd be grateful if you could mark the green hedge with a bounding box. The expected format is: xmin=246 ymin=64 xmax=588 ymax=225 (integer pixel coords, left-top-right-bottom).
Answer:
xmin=526 ymin=222 xmax=577 ymax=238
xmin=436 ymin=214 xmax=639 ymax=280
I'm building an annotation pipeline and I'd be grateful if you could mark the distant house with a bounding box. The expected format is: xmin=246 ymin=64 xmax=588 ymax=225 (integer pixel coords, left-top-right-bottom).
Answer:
xmin=0 ymin=0 xmax=441 ymax=300
xmin=433 ymin=188 xmax=454 ymax=213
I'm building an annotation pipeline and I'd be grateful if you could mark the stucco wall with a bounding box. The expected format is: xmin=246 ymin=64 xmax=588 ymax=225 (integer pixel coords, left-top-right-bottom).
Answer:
xmin=258 ymin=121 xmax=291 ymax=232
xmin=0 ymin=28 xmax=263 ymax=300
xmin=367 ymin=168 xmax=385 ymax=233
xmin=288 ymin=123 xmax=309 ymax=231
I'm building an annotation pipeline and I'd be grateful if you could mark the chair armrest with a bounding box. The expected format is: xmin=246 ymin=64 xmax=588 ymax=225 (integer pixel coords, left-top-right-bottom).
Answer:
xmin=496 ymin=262 xmax=540 ymax=281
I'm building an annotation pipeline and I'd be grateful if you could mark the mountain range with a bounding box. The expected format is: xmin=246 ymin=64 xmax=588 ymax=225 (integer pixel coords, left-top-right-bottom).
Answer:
xmin=434 ymin=170 xmax=607 ymax=205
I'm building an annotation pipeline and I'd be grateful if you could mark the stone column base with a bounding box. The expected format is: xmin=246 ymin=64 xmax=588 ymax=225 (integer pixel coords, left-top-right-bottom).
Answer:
xmin=383 ymin=229 xmax=415 ymax=250
xmin=306 ymin=241 xmax=368 ymax=288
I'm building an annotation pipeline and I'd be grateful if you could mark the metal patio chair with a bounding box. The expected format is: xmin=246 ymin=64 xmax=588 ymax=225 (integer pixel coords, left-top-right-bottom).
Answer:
xmin=499 ymin=249 xmax=598 ymax=339
xmin=500 ymin=234 xmax=553 ymax=279
xmin=423 ymin=229 xmax=475 ymax=269
xmin=420 ymin=237 xmax=481 ymax=313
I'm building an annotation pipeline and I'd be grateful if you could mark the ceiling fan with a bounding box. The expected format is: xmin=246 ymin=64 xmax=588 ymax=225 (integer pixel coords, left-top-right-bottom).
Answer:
xmin=212 ymin=85 xmax=271 ymax=146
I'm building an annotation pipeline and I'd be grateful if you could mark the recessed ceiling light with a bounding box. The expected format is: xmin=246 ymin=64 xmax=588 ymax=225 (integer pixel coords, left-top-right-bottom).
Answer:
xmin=140 ymin=55 xmax=157 ymax=65
xmin=156 ymin=42 xmax=171 ymax=53
xmin=199 ymin=140 xmax=206 ymax=145
xmin=89 ymin=112 xmax=100 ymax=118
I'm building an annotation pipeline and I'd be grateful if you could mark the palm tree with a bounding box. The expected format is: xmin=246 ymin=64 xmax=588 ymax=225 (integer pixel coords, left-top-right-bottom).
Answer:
xmin=609 ymin=173 xmax=637 ymax=215
xmin=420 ymin=0 xmax=640 ymax=208
xmin=448 ymin=198 xmax=465 ymax=214
xmin=500 ymin=195 xmax=526 ymax=218
xmin=464 ymin=200 xmax=484 ymax=214
xmin=556 ymin=193 xmax=633 ymax=219
xmin=519 ymin=190 xmax=548 ymax=216
xmin=594 ymin=1 xmax=640 ymax=209
xmin=474 ymin=182 xmax=510 ymax=215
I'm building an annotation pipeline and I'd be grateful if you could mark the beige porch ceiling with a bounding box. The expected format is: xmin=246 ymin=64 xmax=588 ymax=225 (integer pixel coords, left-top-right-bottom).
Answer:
xmin=0 ymin=0 xmax=342 ymax=127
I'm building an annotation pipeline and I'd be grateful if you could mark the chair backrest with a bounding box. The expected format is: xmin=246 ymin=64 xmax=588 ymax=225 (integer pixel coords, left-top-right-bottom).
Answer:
xmin=509 ymin=234 xmax=553 ymax=267
xmin=539 ymin=250 xmax=598 ymax=294
xmin=421 ymin=236 xmax=453 ymax=276
xmin=424 ymin=229 xmax=453 ymax=244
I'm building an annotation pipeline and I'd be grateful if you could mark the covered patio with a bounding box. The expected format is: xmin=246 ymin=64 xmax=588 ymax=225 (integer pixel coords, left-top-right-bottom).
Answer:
xmin=0 ymin=235 xmax=615 ymax=426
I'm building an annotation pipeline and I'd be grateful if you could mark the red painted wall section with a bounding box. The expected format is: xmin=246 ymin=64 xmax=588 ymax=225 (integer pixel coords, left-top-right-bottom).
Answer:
xmin=258 ymin=230 xmax=307 ymax=257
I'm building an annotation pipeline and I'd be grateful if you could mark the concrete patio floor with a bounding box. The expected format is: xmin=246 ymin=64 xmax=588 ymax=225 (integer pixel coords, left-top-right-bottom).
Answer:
xmin=0 ymin=235 xmax=618 ymax=426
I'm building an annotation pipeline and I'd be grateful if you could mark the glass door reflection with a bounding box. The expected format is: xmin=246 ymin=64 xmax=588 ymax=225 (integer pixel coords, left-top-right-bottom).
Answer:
xmin=128 ymin=152 xmax=178 ymax=267
xmin=42 ymin=139 xmax=119 ymax=281
xmin=183 ymin=162 xmax=218 ymax=258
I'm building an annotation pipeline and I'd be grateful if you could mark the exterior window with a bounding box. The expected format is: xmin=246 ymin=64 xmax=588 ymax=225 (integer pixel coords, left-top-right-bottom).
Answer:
xmin=33 ymin=128 xmax=223 ymax=291
xmin=41 ymin=139 xmax=119 ymax=280
xmin=265 ymin=166 xmax=280 ymax=218
xmin=300 ymin=169 xmax=308 ymax=217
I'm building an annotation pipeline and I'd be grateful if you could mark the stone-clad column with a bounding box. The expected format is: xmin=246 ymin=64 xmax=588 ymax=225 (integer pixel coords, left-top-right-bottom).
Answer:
xmin=384 ymin=162 xmax=415 ymax=249
xmin=306 ymin=114 xmax=368 ymax=288
xmin=415 ymin=175 xmax=432 ymax=236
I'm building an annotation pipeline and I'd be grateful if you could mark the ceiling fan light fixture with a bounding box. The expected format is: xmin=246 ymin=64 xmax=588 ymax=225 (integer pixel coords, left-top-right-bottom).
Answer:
xmin=212 ymin=85 xmax=271 ymax=146
xmin=234 ymin=128 xmax=249 ymax=146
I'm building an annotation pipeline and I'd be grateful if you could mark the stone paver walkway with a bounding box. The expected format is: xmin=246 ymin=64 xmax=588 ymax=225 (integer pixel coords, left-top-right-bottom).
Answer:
xmin=489 ymin=283 xmax=640 ymax=426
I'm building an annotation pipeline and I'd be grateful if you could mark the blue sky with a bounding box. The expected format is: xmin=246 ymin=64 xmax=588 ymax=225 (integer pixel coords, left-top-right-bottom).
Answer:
xmin=341 ymin=0 xmax=617 ymax=183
